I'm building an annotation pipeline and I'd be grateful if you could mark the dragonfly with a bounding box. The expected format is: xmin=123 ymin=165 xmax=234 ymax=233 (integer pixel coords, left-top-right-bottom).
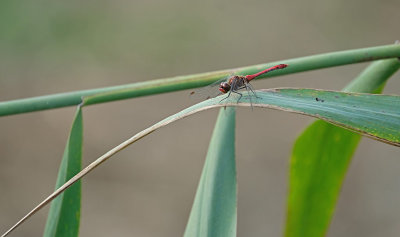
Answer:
xmin=191 ymin=64 xmax=288 ymax=104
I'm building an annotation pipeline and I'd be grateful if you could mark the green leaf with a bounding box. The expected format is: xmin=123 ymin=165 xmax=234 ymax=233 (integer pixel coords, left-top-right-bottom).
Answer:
xmin=184 ymin=107 xmax=237 ymax=237
xmin=84 ymin=86 xmax=400 ymax=148
xmin=43 ymin=107 xmax=83 ymax=237
xmin=1 ymin=44 xmax=400 ymax=116
xmin=255 ymin=88 xmax=400 ymax=145
xmin=285 ymin=58 xmax=400 ymax=237
xmin=286 ymin=121 xmax=361 ymax=237
xmin=6 ymin=86 xmax=400 ymax=237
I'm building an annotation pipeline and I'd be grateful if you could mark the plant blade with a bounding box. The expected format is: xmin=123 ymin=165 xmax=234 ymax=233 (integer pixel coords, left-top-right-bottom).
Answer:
xmin=285 ymin=58 xmax=400 ymax=237
xmin=184 ymin=107 xmax=237 ymax=237
xmin=2 ymin=44 xmax=400 ymax=116
xmin=286 ymin=121 xmax=361 ymax=237
xmin=5 ymin=86 xmax=400 ymax=236
xmin=253 ymin=88 xmax=400 ymax=146
xmin=43 ymin=107 xmax=83 ymax=237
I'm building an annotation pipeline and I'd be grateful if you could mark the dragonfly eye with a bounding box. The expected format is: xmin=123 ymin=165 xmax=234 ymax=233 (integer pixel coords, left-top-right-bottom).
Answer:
xmin=219 ymin=82 xmax=230 ymax=93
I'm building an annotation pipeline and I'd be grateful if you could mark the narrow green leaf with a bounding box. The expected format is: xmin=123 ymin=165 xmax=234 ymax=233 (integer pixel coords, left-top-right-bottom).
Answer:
xmin=1 ymin=44 xmax=400 ymax=116
xmin=184 ymin=107 xmax=237 ymax=237
xmin=286 ymin=58 xmax=400 ymax=237
xmin=43 ymin=107 xmax=83 ymax=237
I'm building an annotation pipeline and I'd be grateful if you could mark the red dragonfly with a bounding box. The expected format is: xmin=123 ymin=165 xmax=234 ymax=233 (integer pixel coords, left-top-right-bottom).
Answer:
xmin=217 ymin=64 xmax=288 ymax=102
xmin=191 ymin=64 xmax=288 ymax=104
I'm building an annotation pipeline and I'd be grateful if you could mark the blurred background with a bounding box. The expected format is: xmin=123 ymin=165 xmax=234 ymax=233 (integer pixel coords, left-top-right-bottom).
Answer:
xmin=1 ymin=0 xmax=400 ymax=236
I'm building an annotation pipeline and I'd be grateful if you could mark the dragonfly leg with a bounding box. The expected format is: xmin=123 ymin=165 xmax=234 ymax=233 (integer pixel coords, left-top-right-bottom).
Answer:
xmin=231 ymin=79 xmax=243 ymax=103
xmin=220 ymin=90 xmax=232 ymax=102
xmin=243 ymin=83 xmax=254 ymax=110
xmin=246 ymin=83 xmax=260 ymax=98
xmin=231 ymin=90 xmax=242 ymax=103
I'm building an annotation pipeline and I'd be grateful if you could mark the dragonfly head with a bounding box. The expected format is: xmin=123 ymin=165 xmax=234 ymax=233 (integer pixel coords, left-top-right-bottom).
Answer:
xmin=219 ymin=82 xmax=230 ymax=94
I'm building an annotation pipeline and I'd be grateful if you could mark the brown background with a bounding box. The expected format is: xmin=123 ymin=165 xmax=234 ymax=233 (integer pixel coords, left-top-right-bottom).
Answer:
xmin=1 ymin=0 xmax=400 ymax=236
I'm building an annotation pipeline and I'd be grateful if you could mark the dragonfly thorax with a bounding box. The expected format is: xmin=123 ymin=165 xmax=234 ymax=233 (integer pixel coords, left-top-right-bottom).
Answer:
xmin=219 ymin=75 xmax=248 ymax=94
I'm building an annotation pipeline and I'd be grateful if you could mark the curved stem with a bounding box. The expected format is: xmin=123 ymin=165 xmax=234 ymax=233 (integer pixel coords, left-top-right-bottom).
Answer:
xmin=1 ymin=44 xmax=400 ymax=117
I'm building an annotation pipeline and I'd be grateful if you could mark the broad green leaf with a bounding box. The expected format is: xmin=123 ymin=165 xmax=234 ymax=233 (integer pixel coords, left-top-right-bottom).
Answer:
xmin=287 ymin=122 xmax=361 ymax=237
xmin=286 ymin=58 xmax=400 ymax=237
xmin=85 ymin=86 xmax=400 ymax=148
xmin=253 ymin=88 xmax=400 ymax=146
xmin=43 ymin=107 xmax=83 ymax=237
xmin=184 ymin=107 xmax=237 ymax=237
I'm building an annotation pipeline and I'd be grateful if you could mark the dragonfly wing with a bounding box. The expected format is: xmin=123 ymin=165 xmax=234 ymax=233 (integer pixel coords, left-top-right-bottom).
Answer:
xmin=189 ymin=76 xmax=229 ymax=100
